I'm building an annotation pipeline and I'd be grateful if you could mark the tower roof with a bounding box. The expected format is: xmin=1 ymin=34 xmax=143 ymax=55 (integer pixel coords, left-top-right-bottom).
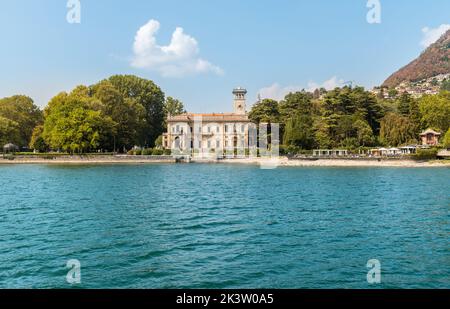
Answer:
xmin=232 ymin=87 xmax=247 ymax=94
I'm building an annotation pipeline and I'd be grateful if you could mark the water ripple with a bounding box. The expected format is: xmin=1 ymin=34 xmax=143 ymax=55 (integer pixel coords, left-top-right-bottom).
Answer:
xmin=0 ymin=164 xmax=449 ymax=288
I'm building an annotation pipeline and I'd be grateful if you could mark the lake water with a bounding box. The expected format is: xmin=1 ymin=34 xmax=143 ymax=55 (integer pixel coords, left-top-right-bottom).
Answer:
xmin=0 ymin=164 xmax=449 ymax=288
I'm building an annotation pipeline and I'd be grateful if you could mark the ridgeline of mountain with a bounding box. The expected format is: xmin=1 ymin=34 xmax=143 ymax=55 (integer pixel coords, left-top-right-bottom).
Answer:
xmin=383 ymin=29 xmax=450 ymax=88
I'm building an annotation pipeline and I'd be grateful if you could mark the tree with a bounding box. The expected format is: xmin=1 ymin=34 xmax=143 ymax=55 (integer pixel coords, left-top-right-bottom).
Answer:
xmin=318 ymin=87 xmax=383 ymax=147
xmin=388 ymin=88 xmax=398 ymax=98
xmin=443 ymin=128 xmax=450 ymax=149
xmin=397 ymin=92 xmax=414 ymax=115
xmin=283 ymin=113 xmax=315 ymax=149
xmin=108 ymin=75 xmax=165 ymax=147
xmin=379 ymin=113 xmax=417 ymax=146
xmin=279 ymin=91 xmax=313 ymax=119
xmin=353 ymin=119 xmax=375 ymax=146
xmin=0 ymin=95 xmax=43 ymax=147
xmin=314 ymin=119 xmax=333 ymax=149
xmin=29 ymin=125 xmax=48 ymax=152
xmin=248 ymin=99 xmax=280 ymax=124
xmin=164 ymin=97 xmax=185 ymax=116
xmin=91 ymin=80 xmax=146 ymax=151
xmin=419 ymin=92 xmax=450 ymax=133
xmin=43 ymin=89 xmax=116 ymax=153
xmin=394 ymin=92 xmax=422 ymax=137
xmin=0 ymin=116 xmax=20 ymax=147
xmin=64 ymin=107 xmax=115 ymax=153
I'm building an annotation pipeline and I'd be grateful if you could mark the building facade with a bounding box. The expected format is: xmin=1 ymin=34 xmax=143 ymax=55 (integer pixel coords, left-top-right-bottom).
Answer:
xmin=163 ymin=88 xmax=254 ymax=157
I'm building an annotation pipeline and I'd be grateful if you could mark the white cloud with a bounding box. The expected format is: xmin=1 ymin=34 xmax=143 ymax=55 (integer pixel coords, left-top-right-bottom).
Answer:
xmin=420 ymin=24 xmax=450 ymax=48
xmin=306 ymin=76 xmax=343 ymax=92
xmin=258 ymin=77 xmax=344 ymax=101
xmin=131 ymin=19 xmax=223 ymax=77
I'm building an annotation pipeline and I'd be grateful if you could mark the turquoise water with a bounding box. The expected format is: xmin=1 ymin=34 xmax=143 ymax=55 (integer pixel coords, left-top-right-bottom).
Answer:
xmin=0 ymin=164 xmax=449 ymax=288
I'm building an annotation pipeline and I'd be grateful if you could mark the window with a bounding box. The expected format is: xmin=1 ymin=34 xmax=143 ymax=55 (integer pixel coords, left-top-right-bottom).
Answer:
xmin=225 ymin=125 xmax=228 ymax=133
xmin=216 ymin=140 xmax=220 ymax=148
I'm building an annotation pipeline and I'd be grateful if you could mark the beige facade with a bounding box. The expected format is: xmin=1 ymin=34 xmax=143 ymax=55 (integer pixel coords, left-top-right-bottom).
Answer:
xmin=163 ymin=88 xmax=253 ymax=157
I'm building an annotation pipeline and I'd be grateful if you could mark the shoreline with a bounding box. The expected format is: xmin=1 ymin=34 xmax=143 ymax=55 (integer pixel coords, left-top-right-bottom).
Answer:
xmin=0 ymin=155 xmax=449 ymax=167
xmin=220 ymin=157 xmax=450 ymax=168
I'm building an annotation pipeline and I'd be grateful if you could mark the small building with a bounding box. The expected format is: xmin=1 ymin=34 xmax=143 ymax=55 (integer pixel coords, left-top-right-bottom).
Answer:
xmin=370 ymin=147 xmax=404 ymax=157
xmin=420 ymin=129 xmax=441 ymax=146
xmin=399 ymin=146 xmax=417 ymax=155
xmin=370 ymin=148 xmax=382 ymax=157
xmin=386 ymin=148 xmax=401 ymax=156
xmin=313 ymin=149 xmax=348 ymax=157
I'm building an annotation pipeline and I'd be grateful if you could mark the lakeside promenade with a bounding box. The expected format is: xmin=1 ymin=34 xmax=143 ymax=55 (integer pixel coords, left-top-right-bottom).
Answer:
xmin=1 ymin=154 xmax=449 ymax=167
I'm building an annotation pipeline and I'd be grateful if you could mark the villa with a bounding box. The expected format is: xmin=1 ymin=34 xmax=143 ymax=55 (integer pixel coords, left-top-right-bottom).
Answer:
xmin=163 ymin=88 xmax=253 ymax=157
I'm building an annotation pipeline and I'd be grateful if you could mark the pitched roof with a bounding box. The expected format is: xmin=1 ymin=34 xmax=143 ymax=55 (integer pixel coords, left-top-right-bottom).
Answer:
xmin=168 ymin=113 xmax=250 ymax=122
xmin=420 ymin=129 xmax=441 ymax=136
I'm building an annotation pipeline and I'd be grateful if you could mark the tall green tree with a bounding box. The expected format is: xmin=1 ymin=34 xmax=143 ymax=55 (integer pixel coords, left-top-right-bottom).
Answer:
xmin=164 ymin=97 xmax=185 ymax=116
xmin=248 ymin=99 xmax=280 ymax=124
xmin=318 ymin=87 xmax=383 ymax=147
xmin=108 ymin=75 xmax=165 ymax=147
xmin=91 ymin=80 xmax=146 ymax=150
xmin=283 ymin=113 xmax=315 ymax=149
xmin=419 ymin=91 xmax=450 ymax=133
xmin=279 ymin=91 xmax=313 ymax=118
xmin=0 ymin=116 xmax=20 ymax=147
xmin=379 ymin=112 xmax=417 ymax=146
xmin=353 ymin=119 xmax=375 ymax=146
xmin=0 ymin=95 xmax=43 ymax=147
xmin=29 ymin=125 xmax=48 ymax=152
xmin=397 ymin=92 xmax=414 ymax=116
xmin=43 ymin=89 xmax=116 ymax=153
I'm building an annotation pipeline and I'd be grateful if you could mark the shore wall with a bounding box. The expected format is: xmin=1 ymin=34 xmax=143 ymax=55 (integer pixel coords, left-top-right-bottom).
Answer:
xmin=0 ymin=155 xmax=176 ymax=164
xmin=1 ymin=154 xmax=449 ymax=167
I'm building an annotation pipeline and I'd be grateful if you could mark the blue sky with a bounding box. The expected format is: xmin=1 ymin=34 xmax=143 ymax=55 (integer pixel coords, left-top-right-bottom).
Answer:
xmin=0 ymin=0 xmax=449 ymax=112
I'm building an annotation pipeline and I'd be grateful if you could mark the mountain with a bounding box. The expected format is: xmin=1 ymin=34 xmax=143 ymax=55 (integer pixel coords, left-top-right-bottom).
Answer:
xmin=383 ymin=29 xmax=450 ymax=88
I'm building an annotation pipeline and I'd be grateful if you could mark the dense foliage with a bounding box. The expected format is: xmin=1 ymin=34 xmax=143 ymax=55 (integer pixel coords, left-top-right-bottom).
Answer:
xmin=0 ymin=75 xmax=179 ymax=153
xmin=0 ymin=95 xmax=43 ymax=147
xmin=249 ymin=87 xmax=450 ymax=150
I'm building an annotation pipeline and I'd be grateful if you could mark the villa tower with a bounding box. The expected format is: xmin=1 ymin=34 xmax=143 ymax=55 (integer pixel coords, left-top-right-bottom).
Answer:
xmin=232 ymin=87 xmax=247 ymax=115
